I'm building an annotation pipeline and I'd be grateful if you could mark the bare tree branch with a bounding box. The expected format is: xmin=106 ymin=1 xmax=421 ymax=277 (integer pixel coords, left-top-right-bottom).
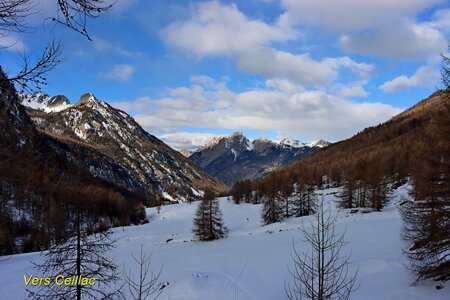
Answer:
xmin=52 ymin=0 xmax=115 ymax=40
xmin=123 ymin=245 xmax=167 ymax=300
xmin=0 ymin=0 xmax=35 ymax=35
xmin=0 ymin=0 xmax=114 ymax=91
xmin=5 ymin=39 xmax=62 ymax=92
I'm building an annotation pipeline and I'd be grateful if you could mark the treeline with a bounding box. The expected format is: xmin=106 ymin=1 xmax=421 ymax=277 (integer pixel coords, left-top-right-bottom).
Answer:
xmin=0 ymin=142 xmax=148 ymax=255
xmin=231 ymin=174 xmax=318 ymax=224
xmin=231 ymin=89 xmax=448 ymax=225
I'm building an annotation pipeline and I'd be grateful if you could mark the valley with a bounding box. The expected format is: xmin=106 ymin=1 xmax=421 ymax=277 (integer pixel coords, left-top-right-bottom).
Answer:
xmin=2 ymin=186 xmax=448 ymax=299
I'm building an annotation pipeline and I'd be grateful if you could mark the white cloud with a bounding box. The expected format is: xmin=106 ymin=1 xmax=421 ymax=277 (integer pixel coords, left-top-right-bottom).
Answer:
xmin=237 ymin=50 xmax=336 ymax=86
xmin=98 ymin=64 xmax=135 ymax=82
xmin=279 ymin=0 xmax=444 ymax=31
xmin=278 ymin=0 xmax=447 ymax=60
xmin=380 ymin=65 xmax=440 ymax=93
xmin=162 ymin=1 xmax=296 ymax=56
xmin=340 ymin=21 xmax=447 ymax=59
xmin=336 ymin=85 xmax=369 ymax=98
xmin=427 ymin=9 xmax=450 ymax=32
xmin=265 ymin=78 xmax=305 ymax=93
xmin=115 ymin=76 xmax=402 ymax=142
xmin=238 ymin=50 xmax=375 ymax=87
xmin=161 ymin=2 xmax=375 ymax=87
xmin=159 ymin=132 xmax=220 ymax=150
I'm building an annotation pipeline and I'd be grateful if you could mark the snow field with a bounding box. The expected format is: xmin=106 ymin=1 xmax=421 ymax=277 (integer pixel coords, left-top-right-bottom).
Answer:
xmin=1 ymin=185 xmax=449 ymax=299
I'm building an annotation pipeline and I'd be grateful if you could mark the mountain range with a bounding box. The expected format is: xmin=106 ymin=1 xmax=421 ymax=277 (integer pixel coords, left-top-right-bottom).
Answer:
xmin=18 ymin=92 xmax=226 ymax=201
xmin=187 ymin=131 xmax=329 ymax=186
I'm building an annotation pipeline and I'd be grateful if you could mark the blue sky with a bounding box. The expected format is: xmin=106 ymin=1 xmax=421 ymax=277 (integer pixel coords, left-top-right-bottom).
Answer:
xmin=1 ymin=0 xmax=449 ymax=150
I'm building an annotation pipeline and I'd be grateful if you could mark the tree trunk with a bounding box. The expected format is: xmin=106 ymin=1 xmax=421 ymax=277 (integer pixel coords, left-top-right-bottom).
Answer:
xmin=76 ymin=209 xmax=81 ymax=300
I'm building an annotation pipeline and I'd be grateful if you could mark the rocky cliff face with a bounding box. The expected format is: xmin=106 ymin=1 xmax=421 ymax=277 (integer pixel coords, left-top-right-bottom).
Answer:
xmin=19 ymin=92 xmax=226 ymax=201
xmin=189 ymin=132 xmax=329 ymax=186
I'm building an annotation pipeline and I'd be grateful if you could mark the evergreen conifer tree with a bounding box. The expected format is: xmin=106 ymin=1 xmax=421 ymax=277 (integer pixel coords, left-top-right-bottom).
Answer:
xmin=193 ymin=188 xmax=228 ymax=241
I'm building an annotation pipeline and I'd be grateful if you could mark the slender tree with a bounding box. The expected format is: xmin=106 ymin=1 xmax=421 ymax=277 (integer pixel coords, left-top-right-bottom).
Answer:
xmin=286 ymin=198 xmax=358 ymax=300
xmin=261 ymin=191 xmax=284 ymax=225
xmin=337 ymin=178 xmax=356 ymax=209
xmin=123 ymin=245 xmax=166 ymax=300
xmin=27 ymin=205 xmax=122 ymax=300
xmin=367 ymin=176 xmax=392 ymax=211
xmin=260 ymin=174 xmax=284 ymax=224
xmin=291 ymin=182 xmax=317 ymax=218
xmin=281 ymin=179 xmax=294 ymax=218
xmin=193 ymin=188 xmax=228 ymax=241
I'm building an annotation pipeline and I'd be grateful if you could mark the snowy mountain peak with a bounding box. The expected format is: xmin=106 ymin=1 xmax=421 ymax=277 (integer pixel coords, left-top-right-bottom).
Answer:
xmin=231 ymin=131 xmax=244 ymax=138
xmin=224 ymin=131 xmax=250 ymax=149
xmin=198 ymin=131 xmax=249 ymax=151
xmin=19 ymin=92 xmax=71 ymax=113
xmin=279 ymin=138 xmax=306 ymax=148
xmin=75 ymin=93 xmax=106 ymax=108
xmin=313 ymin=139 xmax=331 ymax=148
xmin=279 ymin=138 xmax=330 ymax=149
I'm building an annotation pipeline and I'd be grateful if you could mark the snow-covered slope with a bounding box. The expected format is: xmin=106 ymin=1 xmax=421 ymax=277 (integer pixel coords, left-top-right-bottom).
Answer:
xmin=2 ymin=184 xmax=448 ymax=300
xmin=19 ymin=92 xmax=71 ymax=113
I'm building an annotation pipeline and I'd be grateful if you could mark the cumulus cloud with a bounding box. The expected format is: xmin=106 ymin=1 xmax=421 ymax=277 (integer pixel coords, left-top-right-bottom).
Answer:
xmin=162 ymin=1 xmax=296 ymax=56
xmin=265 ymin=78 xmax=305 ymax=93
xmin=339 ymin=21 xmax=447 ymax=59
xmin=114 ymin=76 xmax=402 ymax=142
xmin=336 ymin=85 xmax=369 ymax=98
xmin=427 ymin=9 xmax=450 ymax=32
xmin=159 ymin=132 xmax=220 ymax=150
xmin=278 ymin=0 xmax=444 ymax=31
xmin=278 ymin=0 xmax=447 ymax=59
xmin=380 ymin=65 xmax=440 ymax=93
xmin=161 ymin=2 xmax=375 ymax=87
xmin=237 ymin=50 xmax=376 ymax=87
xmin=98 ymin=64 xmax=135 ymax=82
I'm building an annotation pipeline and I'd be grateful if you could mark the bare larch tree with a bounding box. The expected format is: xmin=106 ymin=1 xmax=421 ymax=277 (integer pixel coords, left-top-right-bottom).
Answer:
xmin=27 ymin=205 xmax=122 ymax=300
xmin=123 ymin=245 xmax=167 ymax=300
xmin=286 ymin=197 xmax=358 ymax=300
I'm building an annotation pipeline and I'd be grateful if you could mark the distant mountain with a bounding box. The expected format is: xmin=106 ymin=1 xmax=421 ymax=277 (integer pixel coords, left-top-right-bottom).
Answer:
xmin=19 ymin=92 xmax=226 ymax=201
xmin=189 ymin=131 xmax=329 ymax=186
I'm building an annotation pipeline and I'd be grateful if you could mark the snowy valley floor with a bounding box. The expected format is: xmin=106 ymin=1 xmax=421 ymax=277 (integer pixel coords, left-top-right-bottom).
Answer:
xmin=1 ymin=185 xmax=449 ymax=299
